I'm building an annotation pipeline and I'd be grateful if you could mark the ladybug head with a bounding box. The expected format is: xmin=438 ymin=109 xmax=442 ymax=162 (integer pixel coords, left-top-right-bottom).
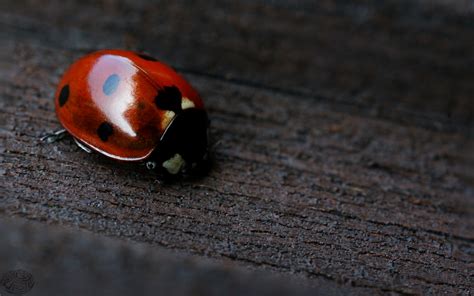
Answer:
xmin=146 ymin=108 xmax=209 ymax=176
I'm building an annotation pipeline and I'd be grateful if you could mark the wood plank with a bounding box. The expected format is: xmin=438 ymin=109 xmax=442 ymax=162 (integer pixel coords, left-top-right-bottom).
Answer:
xmin=1 ymin=0 xmax=473 ymax=295
xmin=2 ymin=217 xmax=366 ymax=295
xmin=1 ymin=0 xmax=473 ymax=133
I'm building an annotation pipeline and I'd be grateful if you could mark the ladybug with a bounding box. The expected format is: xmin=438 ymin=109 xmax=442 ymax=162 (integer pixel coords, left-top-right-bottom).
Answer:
xmin=46 ymin=49 xmax=209 ymax=176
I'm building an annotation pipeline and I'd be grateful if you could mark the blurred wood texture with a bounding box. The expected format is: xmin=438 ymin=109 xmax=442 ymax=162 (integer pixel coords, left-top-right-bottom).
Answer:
xmin=1 ymin=0 xmax=473 ymax=295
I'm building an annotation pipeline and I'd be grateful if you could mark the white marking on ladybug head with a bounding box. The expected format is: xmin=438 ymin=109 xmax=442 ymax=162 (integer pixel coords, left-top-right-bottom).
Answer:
xmin=181 ymin=97 xmax=195 ymax=110
xmin=162 ymin=153 xmax=186 ymax=174
xmin=160 ymin=98 xmax=195 ymax=131
xmin=161 ymin=110 xmax=175 ymax=130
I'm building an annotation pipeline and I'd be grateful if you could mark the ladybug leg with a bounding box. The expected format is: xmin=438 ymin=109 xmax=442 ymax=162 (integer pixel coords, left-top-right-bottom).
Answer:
xmin=73 ymin=138 xmax=92 ymax=153
xmin=40 ymin=129 xmax=67 ymax=143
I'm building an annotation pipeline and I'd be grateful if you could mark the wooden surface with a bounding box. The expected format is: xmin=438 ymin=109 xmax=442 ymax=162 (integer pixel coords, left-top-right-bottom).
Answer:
xmin=1 ymin=0 xmax=473 ymax=295
xmin=1 ymin=217 xmax=348 ymax=296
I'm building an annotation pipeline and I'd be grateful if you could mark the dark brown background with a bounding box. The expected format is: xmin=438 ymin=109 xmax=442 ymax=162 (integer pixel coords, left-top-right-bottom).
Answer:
xmin=1 ymin=0 xmax=473 ymax=295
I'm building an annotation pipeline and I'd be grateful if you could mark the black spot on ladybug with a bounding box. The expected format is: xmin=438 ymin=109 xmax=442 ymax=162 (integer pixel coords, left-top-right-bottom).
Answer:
xmin=97 ymin=122 xmax=113 ymax=141
xmin=58 ymin=85 xmax=69 ymax=107
xmin=137 ymin=53 xmax=158 ymax=61
xmin=155 ymin=86 xmax=182 ymax=113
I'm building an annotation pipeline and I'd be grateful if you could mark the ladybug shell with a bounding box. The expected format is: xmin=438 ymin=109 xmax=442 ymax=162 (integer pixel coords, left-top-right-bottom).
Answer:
xmin=55 ymin=50 xmax=205 ymax=161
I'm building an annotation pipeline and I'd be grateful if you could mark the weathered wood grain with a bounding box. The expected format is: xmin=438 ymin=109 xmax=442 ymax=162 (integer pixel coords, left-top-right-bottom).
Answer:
xmin=1 ymin=0 xmax=473 ymax=295
xmin=2 ymin=217 xmax=365 ymax=296
xmin=1 ymin=0 xmax=473 ymax=133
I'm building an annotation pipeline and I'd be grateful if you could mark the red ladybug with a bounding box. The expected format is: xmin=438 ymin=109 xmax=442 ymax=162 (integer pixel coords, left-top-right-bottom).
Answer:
xmin=48 ymin=49 xmax=208 ymax=175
